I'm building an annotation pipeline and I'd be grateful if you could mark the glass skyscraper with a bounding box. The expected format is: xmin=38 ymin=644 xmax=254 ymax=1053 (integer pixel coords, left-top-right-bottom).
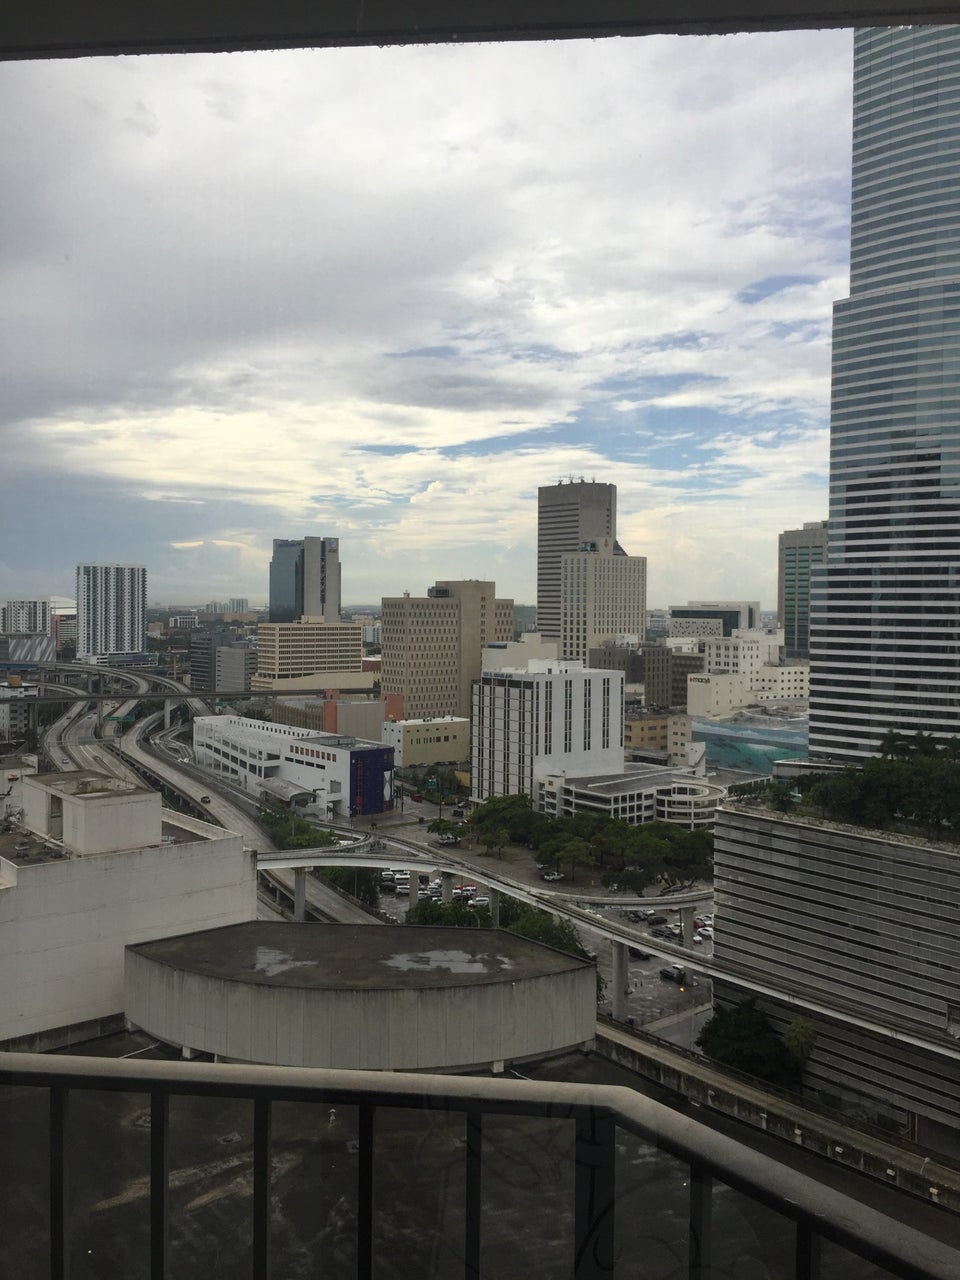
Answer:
xmin=810 ymin=26 xmax=960 ymax=760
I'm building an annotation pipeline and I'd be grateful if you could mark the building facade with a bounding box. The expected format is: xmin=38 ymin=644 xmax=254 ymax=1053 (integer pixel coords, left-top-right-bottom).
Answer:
xmin=471 ymin=660 xmax=624 ymax=803
xmin=254 ymin=617 xmax=363 ymax=686
xmin=0 ymin=599 xmax=51 ymax=634
xmin=193 ymin=715 xmax=394 ymax=817
xmin=0 ymin=770 xmax=254 ymax=1051
xmin=669 ymin=601 xmax=760 ymax=639
xmin=537 ymin=480 xmax=618 ymax=641
xmin=714 ymin=800 xmax=960 ymax=1151
xmin=382 ymin=716 xmax=470 ymax=768
xmin=559 ymin=545 xmax=646 ymax=662
xmin=810 ymin=26 xmax=960 ymax=760
xmin=268 ymin=536 xmax=341 ymax=624
xmin=778 ymin=521 xmax=828 ymax=659
xmin=75 ymin=563 xmax=147 ymax=659
xmin=381 ymin=581 xmax=513 ymax=720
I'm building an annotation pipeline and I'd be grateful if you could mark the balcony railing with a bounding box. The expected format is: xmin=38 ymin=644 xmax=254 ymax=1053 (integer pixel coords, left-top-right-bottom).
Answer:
xmin=1 ymin=1050 xmax=956 ymax=1279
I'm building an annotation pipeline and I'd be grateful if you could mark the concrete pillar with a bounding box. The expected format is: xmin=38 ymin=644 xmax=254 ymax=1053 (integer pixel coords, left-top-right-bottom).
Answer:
xmin=680 ymin=906 xmax=696 ymax=946
xmin=410 ymin=869 xmax=422 ymax=902
xmin=611 ymin=941 xmax=628 ymax=1021
xmin=441 ymin=872 xmax=454 ymax=903
xmin=294 ymin=868 xmax=307 ymax=921
xmin=164 ymin=698 xmax=173 ymax=730
xmin=488 ymin=888 xmax=500 ymax=927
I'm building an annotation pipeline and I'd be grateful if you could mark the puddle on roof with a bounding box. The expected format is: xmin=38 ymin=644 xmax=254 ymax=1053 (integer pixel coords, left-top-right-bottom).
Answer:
xmin=252 ymin=946 xmax=316 ymax=977
xmin=383 ymin=949 xmax=514 ymax=975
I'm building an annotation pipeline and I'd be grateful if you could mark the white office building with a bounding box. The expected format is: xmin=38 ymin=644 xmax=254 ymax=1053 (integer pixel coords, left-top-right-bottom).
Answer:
xmin=76 ymin=564 xmax=147 ymax=659
xmin=471 ymin=660 xmax=624 ymax=803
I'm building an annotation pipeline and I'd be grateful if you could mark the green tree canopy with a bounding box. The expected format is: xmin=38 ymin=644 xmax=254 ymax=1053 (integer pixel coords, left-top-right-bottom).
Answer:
xmin=697 ymin=1001 xmax=801 ymax=1088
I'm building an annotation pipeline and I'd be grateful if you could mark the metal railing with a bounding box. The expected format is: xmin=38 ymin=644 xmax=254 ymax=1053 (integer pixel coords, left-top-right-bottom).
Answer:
xmin=1 ymin=1051 xmax=956 ymax=1280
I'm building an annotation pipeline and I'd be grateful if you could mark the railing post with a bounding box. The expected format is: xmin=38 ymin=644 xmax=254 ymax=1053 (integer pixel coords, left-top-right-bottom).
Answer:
xmin=575 ymin=1107 xmax=616 ymax=1279
xmin=150 ymin=1092 xmax=169 ymax=1280
xmin=465 ymin=1107 xmax=482 ymax=1280
xmin=358 ymin=1103 xmax=375 ymax=1280
xmin=253 ymin=1097 xmax=272 ymax=1280
xmin=50 ymin=1085 xmax=69 ymax=1280
xmin=688 ymin=1163 xmax=713 ymax=1280
xmin=795 ymin=1221 xmax=822 ymax=1280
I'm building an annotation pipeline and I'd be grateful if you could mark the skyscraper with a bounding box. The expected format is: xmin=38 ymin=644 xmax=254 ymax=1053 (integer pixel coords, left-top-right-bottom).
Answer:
xmin=76 ymin=564 xmax=147 ymax=659
xmin=268 ymin=537 xmax=341 ymax=624
xmin=537 ymin=480 xmax=618 ymax=641
xmin=778 ymin=521 xmax=827 ymax=660
xmin=810 ymin=26 xmax=960 ymax=760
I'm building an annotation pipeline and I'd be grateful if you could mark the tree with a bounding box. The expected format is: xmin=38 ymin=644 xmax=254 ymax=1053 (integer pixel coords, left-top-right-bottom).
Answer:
xmin=406 ymin=899 xmax=490 ymax=928
xmin=697 ymin=1001 xmax=801 ymax=1088
xmin=783 ymin=1016 xmax=816 ymax=1067
xmin=558 ymin=837 xmax=594 ymax=883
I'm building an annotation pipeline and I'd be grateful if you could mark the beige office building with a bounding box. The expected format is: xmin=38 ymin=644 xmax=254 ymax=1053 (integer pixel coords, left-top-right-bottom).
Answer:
xmin=560 ymin=546 xmax=646 ymax=662
xmin=253 ymin=617 xmax=364 ymax=690
xmin=381 ymin=581 xmax=513 ymax=719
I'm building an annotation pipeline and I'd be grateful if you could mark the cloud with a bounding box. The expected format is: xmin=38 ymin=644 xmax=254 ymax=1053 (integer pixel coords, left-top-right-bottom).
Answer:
xmin=0 ymin=30 xmax=852 ymax=606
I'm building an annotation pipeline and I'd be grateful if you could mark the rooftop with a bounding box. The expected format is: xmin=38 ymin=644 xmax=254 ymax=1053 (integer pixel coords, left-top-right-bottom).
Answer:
xmin=127 ymin=921 xmax=592 ymax=990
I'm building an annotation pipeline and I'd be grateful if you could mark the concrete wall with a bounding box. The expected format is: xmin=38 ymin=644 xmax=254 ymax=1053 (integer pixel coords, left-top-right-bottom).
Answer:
xmin=0 ymin=834 xmax=256 ymax=1046
xmin=125 ymin=956 xmax=596 ymax=1071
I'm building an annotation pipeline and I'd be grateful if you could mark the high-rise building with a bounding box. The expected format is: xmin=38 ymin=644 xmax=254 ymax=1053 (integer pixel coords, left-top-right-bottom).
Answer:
xmin=778 ymin=522 xmax=828 ymax=659
xmin=268 ymin=537 xmax=340 ymax=624
xmin=0 ymin=599 xmax=52 ymax=635
xmin=75 ymin=564 xmax=147 ymax=659
xmin=381 ymin=581 xmax=513 ymax=720
xmin=559 ymin=544 xmax=646 ymax=662
xmin=537 ymin=480 xmax=618 ymax=641
xmin=810 ymin=26 xmax=960 ymax=760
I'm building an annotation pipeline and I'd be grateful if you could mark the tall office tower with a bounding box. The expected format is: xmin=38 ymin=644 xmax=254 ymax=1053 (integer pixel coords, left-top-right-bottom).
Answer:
xmin=268 ymin=537 xmax=340 ymax=624
xmin=537 ymin=480 xmax=618 ymax=641
xmin=381 ymin=581 xmax=514 ymax=719
xmin=810 ymin=27 xmax=960 ymax=760
xmin=778 ymin=522 xmax=828 ymax=659
xmin=560 ymin=545 xmax=647 ymax=662
xmin=75 ymin=564 xmax=147 ymax=659
xmin=0 ymin=599 xmax=52 ymax=634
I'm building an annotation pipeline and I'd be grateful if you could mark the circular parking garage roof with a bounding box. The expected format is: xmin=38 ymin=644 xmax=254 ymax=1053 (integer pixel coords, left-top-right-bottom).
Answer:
xmin=125 ymin=921 xmax=596 ymax=1072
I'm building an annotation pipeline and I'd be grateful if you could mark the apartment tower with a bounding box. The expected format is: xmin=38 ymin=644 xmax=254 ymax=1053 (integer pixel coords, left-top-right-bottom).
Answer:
xmin=560 ymin=544 xmax=647 ymax=662
xmin=537 ymin=480 xmax=618 ymax=641
xmin=76 ymin=564 xmax=147 ymax=659
xmin=810 ymin=27 xmax=960 ymax=759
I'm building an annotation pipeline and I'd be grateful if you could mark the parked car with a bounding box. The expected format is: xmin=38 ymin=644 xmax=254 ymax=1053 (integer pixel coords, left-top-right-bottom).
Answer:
xmin=200 ymin=795 xmax=211 ymax=803
xmin=628 ymin=947 xmax=652 ymax=961
xmin=645 ymin=913 xmax=668 ymax=927
xmin=411 ymin=792 xmax=423 ymax=802
xmin=468 ymin=896 xmax=490 ymax=909
xmin=541 ymin=870 xmax=564 ymax=882
xmin=659 ymin=964 xmax=686 ymax=984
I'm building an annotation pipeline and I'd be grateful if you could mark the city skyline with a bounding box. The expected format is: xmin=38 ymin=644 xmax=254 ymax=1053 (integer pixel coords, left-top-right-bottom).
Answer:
xmin=1 ymin=31 xmax=851 ymax=607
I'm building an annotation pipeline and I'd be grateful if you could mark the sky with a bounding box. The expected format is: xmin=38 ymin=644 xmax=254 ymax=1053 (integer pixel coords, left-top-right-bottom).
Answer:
xmin=0 ymin=30 xmax=853 ymax=610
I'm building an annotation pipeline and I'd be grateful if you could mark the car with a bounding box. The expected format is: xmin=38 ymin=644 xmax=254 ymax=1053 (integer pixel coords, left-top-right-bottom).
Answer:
xmin=411 ymin=792 xmax=423 ymax=802
xmin=696 ymin=925 xmax=714 ymax=938
xmin=200 ymin=795 xmax=211 ymax=803
xmin=645 ymin=914 xmax=668 ymax=927
xmin=452 ymin=808 xmax=465 ymax=819
xmin=438 ymin=834 xmax=460 ymax=846
xmin=468 ymin=896 xmax=490 ymax=909
xmin=628 ymin=947 xmax=652 ymax=961
xmin=541 ymin=870 xmax=564 ymax=882
xmin=651 ymin=927 xmax=674 ymax=940
xmin=659 ymin=964 xmax=686 ymax=984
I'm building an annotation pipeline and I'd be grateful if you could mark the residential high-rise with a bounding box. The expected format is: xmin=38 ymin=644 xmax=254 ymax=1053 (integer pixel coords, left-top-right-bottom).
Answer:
xmin=778 ymin=522 xmax=827 ymax=659
xmin=0 ymin=599 xmax=52 ymax=635
xmin=268 ymin=537 xmax=340 ymax=624
xmin=75 ymin=564 xmax=146 ymax=659
xmin=381 ymin=581 xmax=513 ymax=719
xmin=560 ymin=544 xmax=646 ymax=662
xmin=537 ymin=480 xmax=618 ymax=641
xmin=810 ymin=26 xmax=960 ymax=760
